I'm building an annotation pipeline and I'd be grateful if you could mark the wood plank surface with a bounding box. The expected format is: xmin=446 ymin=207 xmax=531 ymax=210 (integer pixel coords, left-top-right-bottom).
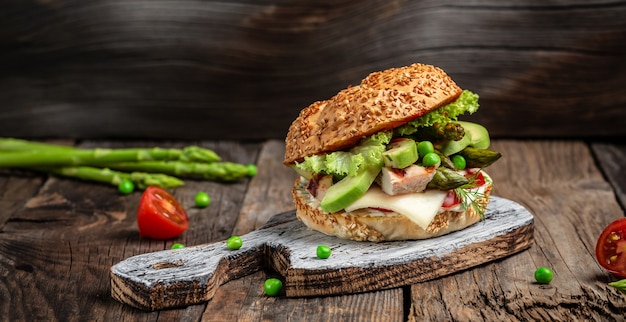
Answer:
xmin=592 ymin=142 xmax=626 ymax=210
xmin=1 ymin=1 xmax=625 ymax=140
xmin=407 ymin=140 xmax=626 ymax=321
xmin=110 ymin=196 xmax=533 ymax=310
xmin=0 ymin=139 xmax=625 ymax=321
xmin=0 ymin=140 xmax=261 ymax=321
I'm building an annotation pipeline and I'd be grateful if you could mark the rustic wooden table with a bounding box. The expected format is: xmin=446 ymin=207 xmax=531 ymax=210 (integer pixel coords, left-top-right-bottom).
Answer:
xmin=1 ymin=139 xmax=625 ymax=321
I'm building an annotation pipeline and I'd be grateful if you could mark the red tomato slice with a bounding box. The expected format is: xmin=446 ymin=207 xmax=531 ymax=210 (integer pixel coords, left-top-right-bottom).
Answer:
xmin=465 ymin=170 xmax=486 ymax=187
xmin=442 ymin=190 xmax=461 ymax=209
xmin=595 ymin=218 xmax=626 ymax=278
xmin=137 ymin=186 xmax=189 ymax=240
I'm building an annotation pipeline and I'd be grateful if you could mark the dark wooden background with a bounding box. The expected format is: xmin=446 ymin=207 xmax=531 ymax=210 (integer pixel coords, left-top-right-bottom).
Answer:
xmin=1 ymin=2 xmax=626 ymax=320
xmin=1 ymin=0 xmax=625 ymax=140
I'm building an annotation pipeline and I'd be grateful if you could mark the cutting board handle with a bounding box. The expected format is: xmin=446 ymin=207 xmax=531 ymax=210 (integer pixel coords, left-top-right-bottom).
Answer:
xmin=110 ymin=212 xmax=296 ymax=310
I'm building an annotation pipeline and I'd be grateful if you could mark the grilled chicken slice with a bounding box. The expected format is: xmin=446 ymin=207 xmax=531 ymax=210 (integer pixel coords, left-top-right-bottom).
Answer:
xmin=306 ymin=174 xmax=334 ymax=200
xmin=378 ymin=165 xmax=437 ymax=195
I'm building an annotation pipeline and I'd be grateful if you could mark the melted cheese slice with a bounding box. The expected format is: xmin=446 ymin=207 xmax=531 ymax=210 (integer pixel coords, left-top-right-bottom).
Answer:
xmin=344 ymin=186 xmax=447 ymax=230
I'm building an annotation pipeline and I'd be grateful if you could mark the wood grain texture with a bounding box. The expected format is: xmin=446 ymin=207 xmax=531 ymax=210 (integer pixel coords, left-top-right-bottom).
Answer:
xmin=0 ymin=140 xmax=260 ymax=321
xmin=592 ymin=142 xmax=626 ymax=209
xmin=407 ymin=140 xmax=626 ymax=321
xmin=233 ymin=140 xmax=298 ymax=236
xmin=205 ymin=269 xmax=405 ymax=322
xmin=1 ymin=139 xmax=625 ymax=321
xmin=0 ymin=170 xmax=45 ymax=231
xmin=0 ymin=1 xmax=625 ymax=140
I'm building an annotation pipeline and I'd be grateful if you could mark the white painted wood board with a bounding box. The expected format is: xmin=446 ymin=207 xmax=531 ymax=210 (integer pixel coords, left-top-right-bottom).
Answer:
xmin=111 ymin=196 xmax=534 ymax=310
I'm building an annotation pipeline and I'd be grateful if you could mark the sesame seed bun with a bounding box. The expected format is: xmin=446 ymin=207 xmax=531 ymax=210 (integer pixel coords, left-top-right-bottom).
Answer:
xmin=284 ymin=63 xmax=462 ymax=165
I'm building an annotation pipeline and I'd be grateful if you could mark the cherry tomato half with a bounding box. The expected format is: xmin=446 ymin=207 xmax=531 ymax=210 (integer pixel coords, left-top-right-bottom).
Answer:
xmin=441 ymin=190 xmax=461 ymax=209
xmin=137 ymin=186 xmax=189 ymax=240
xmin=595 ymin=218 xmax=626 ymax=278
xmin=465 ymin=169 xmax=486 ymax=187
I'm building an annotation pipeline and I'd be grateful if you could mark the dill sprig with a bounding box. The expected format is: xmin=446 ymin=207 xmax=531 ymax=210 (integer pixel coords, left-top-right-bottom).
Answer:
xmin=454 ymin=171 xmax=489 ymax=219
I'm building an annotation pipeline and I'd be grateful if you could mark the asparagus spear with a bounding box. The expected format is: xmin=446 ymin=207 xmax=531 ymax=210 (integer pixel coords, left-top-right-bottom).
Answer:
xmin=457 ymin=147 xmax=502 ymax=168
xmin=411 ymin=122 xmax=465 ymax=142
xmin=177 ymin=146 xmax=221 ymax=163
xmin=434 ymin=150 xmax=455 ymax=169
xmin=0 ymin=138 xmax=221 ymax=163
xmin=106 ymin=161 xmax=254 ymax=182
xmin=31 ymin=166 xmax=184 ymax=189
xmin=0 ymin=146 xmax=221 ymax=168
xmin=427 ymin=167 xmax=469 ymax=190
xmin=0 ymin=138 xmax=255 ymax=187
xmin=0 ymin=138 xmax=76 ymax=152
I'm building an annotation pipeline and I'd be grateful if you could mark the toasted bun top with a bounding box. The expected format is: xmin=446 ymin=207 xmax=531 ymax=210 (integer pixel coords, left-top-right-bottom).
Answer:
xmin=284 ymin=63 xmax=462 ymax=164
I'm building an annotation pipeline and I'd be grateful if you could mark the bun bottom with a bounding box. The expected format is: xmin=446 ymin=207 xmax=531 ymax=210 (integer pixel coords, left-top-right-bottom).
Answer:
xmin=292 ymin=176 xmax=492 ymax=242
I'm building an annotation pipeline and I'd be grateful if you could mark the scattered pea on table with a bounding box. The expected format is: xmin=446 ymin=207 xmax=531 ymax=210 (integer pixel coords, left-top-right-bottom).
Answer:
xmin=171 ymin=243 xmax=185 ymax=249
xmin=118 ymin=179 xmax=135 ymax=195
xmin=194 ymin=191 xmax=211 ymax=208
xmin=534 ymin=267 xmax=553 ymax=284
xmin=226 ymin=236 xmax=243 ymax=250
xmin=264 ymin=278 xmax=283 ymax=297
xmin=316 ymin=245 xmax=332 ymax=259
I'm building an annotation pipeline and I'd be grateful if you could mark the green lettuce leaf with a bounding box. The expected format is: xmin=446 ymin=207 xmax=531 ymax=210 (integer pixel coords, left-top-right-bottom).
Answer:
xmin=295 ymin=131 xmax=392 ymax=178
xmin=395 ymin=90 xmax=479 ymax=136
xmin=293 ymin=90 xmax=478 ymax=178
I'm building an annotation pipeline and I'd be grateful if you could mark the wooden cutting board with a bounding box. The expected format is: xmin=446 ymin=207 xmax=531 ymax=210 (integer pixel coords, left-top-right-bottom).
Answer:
xmin=110 ymin=196 xmax=534 ymax=311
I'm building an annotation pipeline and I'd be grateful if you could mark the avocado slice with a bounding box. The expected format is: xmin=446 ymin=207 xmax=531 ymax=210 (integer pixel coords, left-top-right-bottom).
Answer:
xmin=382 ymin=138 xmax=418 ymax=169
xmin=457 ymin=121 xmax=490 ymax=149
xmin=320 ymin=165 xmax=381 ymax=213
xmin=439 ymin=132 xmax=471 ymax=156
xmin=439 ymin=121 xmax=491 ymax=155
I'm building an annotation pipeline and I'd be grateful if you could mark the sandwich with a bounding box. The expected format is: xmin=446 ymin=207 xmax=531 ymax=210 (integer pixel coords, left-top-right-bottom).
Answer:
xmin=283 ymin=63 xmax=501 ymax=242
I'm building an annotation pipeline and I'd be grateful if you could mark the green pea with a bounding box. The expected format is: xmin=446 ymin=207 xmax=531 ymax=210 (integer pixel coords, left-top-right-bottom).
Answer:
xmin=226 ymin=236 xmax=243 ymax=250
xmin=316 ymin=245 xmax=332 ymax=259
xmin=452 ymin=155 xmax=467 ymax=170
xmin=194 ymin=191 xmax=211 ymax=208
xmin=118 ymin=179 xmax=135 ymax=195
xmin=171 ymin=243 xmax=185 ymax=249
xmin=246 ymin=164 xmax=258 ymax=177
xmin=417 ymin=141 xmax=434 ymax=158
xmin=534 ymin=267 xmax=553 ymax=284
xmin=264 ymin=278 xmax=283 ymax=297
xmin=422 ymin=152 xmax=441 ymax=167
